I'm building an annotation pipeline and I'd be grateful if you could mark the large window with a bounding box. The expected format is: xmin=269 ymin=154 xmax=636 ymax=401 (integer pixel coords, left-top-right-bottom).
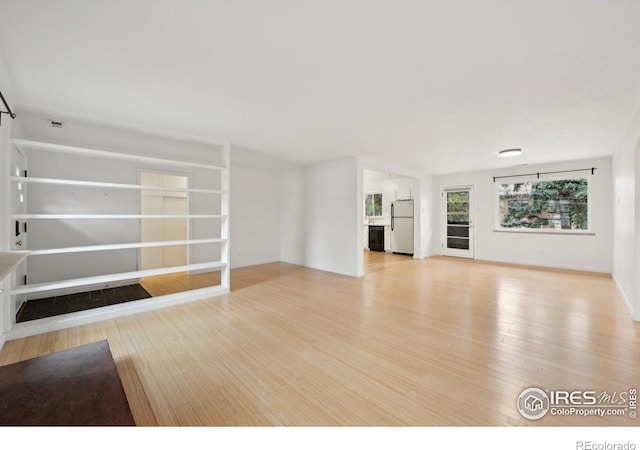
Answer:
xmin=365 ymin=192 xmax=383 ymax=217
xmin=497 ymin=178 xmax=589 ymax=231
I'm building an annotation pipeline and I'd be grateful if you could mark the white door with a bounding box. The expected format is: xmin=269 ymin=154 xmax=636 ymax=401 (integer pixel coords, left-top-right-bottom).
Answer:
xmin=442 ymin=187 xmax=474 ymax=258
xmin=140 ymin=195 xmax=187 ymax=269
xmin=162 ymin=197 xmax=187 ymax=266
xmin=12 ymin=147 xmax=28 ymax=314
xmin=140 ymin=171 xmax=189 ymax=270
xmin=140 ymin=196 xmax=164 ymax=270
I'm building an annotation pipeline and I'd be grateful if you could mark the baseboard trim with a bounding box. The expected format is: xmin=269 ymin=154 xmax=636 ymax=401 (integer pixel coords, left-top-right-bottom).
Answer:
xmin=0 ymin=333 xmax=6 ymax=353
xmin=472 ymin=257 xmax=611 ymax=277
xmin=612 ymin=274 xmax=636 ymax=320
xmin=7 ymin=285 xmax=229 ymax=341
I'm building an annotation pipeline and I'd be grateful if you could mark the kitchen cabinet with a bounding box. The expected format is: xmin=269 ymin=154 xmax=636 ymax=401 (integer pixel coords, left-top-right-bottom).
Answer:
xmin=364 ymin=223 xmax=393 ymax=252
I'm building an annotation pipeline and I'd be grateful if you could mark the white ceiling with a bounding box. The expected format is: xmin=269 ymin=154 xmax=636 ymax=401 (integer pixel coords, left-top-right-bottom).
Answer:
xmin=0 ymin=0 xmax=639 ymax=175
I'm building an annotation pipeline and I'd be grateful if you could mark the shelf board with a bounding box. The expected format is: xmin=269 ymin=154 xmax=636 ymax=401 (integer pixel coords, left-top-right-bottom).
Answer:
xmin=0 ymin=251 xmax=30 ymax=281
xmin=27 ymin=238 xmax=227 ymax=256
xmin=11 ymin=261 xmax=228 ymax=295
xmin=11 ymin=214 xmax=227 ymax=219
xmin=12 ymin=139 xmax=227 ymax=171
xmin=10 ymin=176 xmax=223 ymax=195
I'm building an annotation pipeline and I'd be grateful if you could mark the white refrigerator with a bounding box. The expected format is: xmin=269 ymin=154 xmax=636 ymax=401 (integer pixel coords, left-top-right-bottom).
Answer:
xmin=391 ymin=199 xmax=414 ymax=255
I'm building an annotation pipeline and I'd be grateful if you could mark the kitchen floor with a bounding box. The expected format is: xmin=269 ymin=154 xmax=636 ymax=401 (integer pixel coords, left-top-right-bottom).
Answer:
xmin=16 ymin=284 xmax=152 ymax=323
xmin=364 ymin=249 xmax=414 ymax=273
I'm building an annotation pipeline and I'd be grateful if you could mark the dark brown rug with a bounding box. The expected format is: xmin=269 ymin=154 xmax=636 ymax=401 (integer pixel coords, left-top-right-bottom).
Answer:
xmin=0 ymin=340 xmax=136 ymax=426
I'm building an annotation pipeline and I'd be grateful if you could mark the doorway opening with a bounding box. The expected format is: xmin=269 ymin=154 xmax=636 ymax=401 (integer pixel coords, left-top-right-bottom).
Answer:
xmin=139 ymin=171 xmax=189 ymax=270
xmin=362 ymin=169 xmax=417 ymax=274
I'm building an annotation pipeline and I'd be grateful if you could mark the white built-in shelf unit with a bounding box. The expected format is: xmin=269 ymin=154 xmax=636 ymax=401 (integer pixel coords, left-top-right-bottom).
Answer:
xmin=9 ymin=137 xmax=230 ymax=305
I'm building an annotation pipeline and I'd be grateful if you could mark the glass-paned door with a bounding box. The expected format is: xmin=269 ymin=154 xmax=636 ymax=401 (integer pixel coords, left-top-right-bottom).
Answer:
xmin=442 ymin=187 xmax=473 ymax=258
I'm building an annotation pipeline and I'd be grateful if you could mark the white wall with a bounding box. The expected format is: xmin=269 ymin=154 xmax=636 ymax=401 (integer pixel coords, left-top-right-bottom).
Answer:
xmin=636 ymin=136 xmax=640 ymax=321
xmin=26 ymin=150 xmax=140 ymax=287
xmin=229 ymin=145 xmax=295 ymax=269
xmin=306 ymin=157 xmax=360 ymax=276
xmin=280 ymin=168 xmax=306 ymax=266
xmin=612 ymin=105 xmax=640 ymax=320
xmin=230 ymin=163 xmax=281 ymax=268
xmin=16 ymin=108 xmax=226 ymax=166
xmin=280 ymin=157 xmax=361 ymax=277
xmin=418 ymin=174 xmax=440 ymax=258
xmin=436 ymin=157 xmax=613 ymax=273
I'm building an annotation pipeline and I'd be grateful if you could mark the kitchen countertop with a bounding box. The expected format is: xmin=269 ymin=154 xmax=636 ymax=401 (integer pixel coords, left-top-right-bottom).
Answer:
xmin=0 ymin=251 xmax=30 ymax=281
xmin=363 ymin=221 xmax=391 ymax=226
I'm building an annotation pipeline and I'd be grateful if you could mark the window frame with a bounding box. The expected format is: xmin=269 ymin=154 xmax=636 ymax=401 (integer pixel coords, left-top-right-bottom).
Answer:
xmin=494 ymin=174 xmax=593 ymax=235
xmin=364 ymin=192 xmax=384 ymax=218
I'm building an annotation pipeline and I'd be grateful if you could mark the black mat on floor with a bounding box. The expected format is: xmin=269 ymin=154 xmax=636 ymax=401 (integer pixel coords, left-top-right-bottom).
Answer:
xmin=0 ymin=340 xmax=136 ymax=426
xmin=17 ymin=284 xmax=152 ymax=323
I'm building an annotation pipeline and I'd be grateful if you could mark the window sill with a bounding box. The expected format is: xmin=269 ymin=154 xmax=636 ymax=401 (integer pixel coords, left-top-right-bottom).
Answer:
xmin=493 ymin=229 xmax=595 ymax=236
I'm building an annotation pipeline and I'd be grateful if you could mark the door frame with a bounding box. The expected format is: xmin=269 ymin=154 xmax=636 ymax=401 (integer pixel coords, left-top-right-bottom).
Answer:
xmin=441 ymin=184 xmax=474 ymax=259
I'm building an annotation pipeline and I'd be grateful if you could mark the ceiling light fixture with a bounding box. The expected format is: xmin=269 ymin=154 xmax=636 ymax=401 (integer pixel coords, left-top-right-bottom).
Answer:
xmin=498 ymin=148 xmax=522 ymax=157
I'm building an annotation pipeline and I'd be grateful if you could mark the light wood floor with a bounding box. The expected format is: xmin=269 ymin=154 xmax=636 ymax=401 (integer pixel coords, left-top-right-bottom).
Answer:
xmin=141 ymin=271 xmax=222 ymax=297
xmin=1 ymin=255 xmax=638 ymax=426
xmin=363 ymin=249 xmax=414 ymax=274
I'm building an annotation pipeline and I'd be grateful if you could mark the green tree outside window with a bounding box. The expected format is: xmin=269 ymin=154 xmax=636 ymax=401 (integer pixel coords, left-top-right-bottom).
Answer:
xmin=499 ymin=179 xmax=588 ymax=230
xmin=365 ymin=193 xmax=383 ymax=217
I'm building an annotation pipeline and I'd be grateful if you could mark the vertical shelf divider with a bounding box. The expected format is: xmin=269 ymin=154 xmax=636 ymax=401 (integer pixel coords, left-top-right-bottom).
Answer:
xmin=220 ymin=143 xmax=231 ymax=291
